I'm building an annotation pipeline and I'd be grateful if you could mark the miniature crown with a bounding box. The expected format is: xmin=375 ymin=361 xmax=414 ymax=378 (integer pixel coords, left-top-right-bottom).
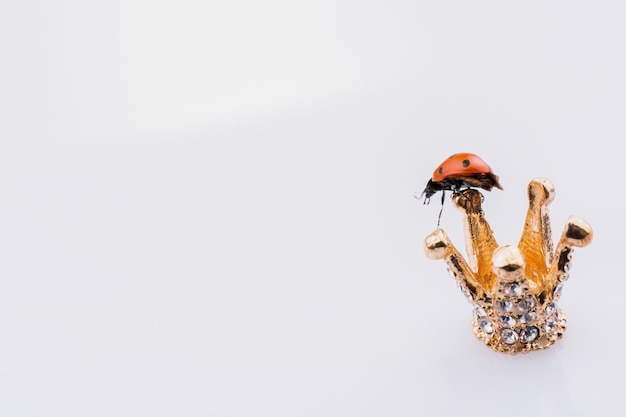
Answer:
xmin=424 ymin=178 xmax=592 ymax=354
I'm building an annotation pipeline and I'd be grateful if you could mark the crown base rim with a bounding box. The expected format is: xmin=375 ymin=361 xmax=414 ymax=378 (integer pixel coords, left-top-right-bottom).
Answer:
xmin=472 ymin=314 xmax=567 ymax=354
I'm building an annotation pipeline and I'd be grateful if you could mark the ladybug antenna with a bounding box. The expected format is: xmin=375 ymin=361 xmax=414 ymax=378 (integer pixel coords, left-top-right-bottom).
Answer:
xmin=414 ymin=190 xmax=431 ymax=205
xmin=436 ymin=191 xmax=445 ymax=228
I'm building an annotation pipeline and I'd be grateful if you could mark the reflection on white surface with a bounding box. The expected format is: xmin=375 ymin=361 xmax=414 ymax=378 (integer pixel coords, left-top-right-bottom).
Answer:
xmin=0 ymin=1 xmax=624 ymax=416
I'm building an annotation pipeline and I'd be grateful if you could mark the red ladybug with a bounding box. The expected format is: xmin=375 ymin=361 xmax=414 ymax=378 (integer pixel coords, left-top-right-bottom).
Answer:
xmin=420 ymin=152 xmax=503 ymax=203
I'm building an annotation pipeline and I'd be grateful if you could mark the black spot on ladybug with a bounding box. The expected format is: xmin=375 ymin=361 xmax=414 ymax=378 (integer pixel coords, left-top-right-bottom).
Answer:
xmin=463 ymin=159 xmax=470 ymax=168
xmin=438 ymin=167 xmax=443 ymax=174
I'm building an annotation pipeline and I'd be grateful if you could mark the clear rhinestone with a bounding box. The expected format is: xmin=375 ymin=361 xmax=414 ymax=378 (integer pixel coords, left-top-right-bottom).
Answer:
xmin=446 ymin=266 xmax=456 ymax=280
xmin=545 ymin=316 xmax=558 ymax=333
xmin=517 ymin=298 xmax=535 ymax=312
xmin=479 ymin=318 xmax=494 ymax=334
xmin=504 ymin=283 xmax=522 ymax=296
xmin=499 ymin=316 xmax=516 ymax=327
xmin=474 ymin=306 xmax=487 ymax=317
xmin=496 ymin=300 xmax=512 ymax=313
xmin=553 ymin=283 xmax=564 ymax=300
xmin=520 ymin=326 xmax=539 ymax=343
xmin=458 ymin=284 xmax=473 ymax=303
xmin=501 ymin=328 xmax=518 ymax=345
xmin=545 ymin=302 xmax=557 ymax=315
xmin=559 ymin=271 xmax=569 ymax=282
xmin=519 ymin=312 xmax=537 ymax=324
xmin=564 ymin=262 xmax=571 ymax=273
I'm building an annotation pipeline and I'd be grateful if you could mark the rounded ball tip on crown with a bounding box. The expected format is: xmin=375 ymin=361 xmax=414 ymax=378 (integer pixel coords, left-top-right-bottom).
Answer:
xmin=424 ymin=229 xmax=450 ymax=260
xmin=528 ymin=177 xmax=555 ymax=205
xmin=564 ymin=215 xmax=593 ymax=248
xmin=492 ymin=245 xmax=525 ymax=281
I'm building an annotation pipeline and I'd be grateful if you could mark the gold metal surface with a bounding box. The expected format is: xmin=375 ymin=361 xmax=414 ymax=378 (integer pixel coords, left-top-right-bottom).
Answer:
xmin=424 ymin=178 xmax=592 ymax=354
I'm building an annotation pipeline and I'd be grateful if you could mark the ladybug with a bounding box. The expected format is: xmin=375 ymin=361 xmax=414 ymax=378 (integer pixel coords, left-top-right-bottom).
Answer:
xmin=419 ymin=153 xmax=503 ymax=225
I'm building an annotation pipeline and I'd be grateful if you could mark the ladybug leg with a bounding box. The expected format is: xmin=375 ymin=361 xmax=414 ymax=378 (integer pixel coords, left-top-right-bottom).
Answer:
xmin=451 ymin=185 xmax=465 ymax=199
xmin=458 ymin=188 xmax=482 ymax=202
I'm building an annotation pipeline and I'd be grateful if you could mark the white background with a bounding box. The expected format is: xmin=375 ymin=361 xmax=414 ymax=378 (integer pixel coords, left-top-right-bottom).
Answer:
xmin=1 ymin=1 xmax=624 ymax=416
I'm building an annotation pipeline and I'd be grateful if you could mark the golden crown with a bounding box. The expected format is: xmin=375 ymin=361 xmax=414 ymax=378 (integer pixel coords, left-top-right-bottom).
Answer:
xmin=424 ymin=178 xmax=592 ymax=354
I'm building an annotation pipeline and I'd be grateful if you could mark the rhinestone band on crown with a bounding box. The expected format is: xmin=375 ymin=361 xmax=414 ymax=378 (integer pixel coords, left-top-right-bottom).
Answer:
xmin=424 ymin=178 xmax=592 ymax=354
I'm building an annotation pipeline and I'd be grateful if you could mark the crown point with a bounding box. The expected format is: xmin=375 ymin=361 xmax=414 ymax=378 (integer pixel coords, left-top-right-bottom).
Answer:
xmin=564 ymin=215 xmax=593 ymax=247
